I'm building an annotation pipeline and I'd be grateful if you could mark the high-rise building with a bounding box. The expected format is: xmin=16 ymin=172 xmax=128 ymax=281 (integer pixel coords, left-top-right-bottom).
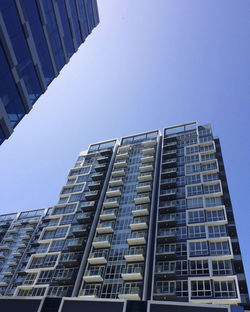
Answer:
xmin=0 ymin=0 xmax=99 ymax=145
xmin=0 ymin=122 xmax=249 ymax=312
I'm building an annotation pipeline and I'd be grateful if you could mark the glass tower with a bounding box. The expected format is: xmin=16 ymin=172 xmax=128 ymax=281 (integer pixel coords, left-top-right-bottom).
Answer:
xmin=0 ymin=0 xmax=99 ymax=145
xmin=0 ymin=122 xmax=249 ymax=311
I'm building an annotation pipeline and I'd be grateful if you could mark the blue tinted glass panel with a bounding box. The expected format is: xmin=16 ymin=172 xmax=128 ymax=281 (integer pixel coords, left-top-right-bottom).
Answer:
xmin=84 ymin=0 xmax=95 ymax=30
xmin=21 ymin=0 xmax=55 ymax=86
xmin=42 ymin=0 xmax=65 ymax=71
xmin=68 ymin=0 xmax=82 ymax=47
xmin=1 ymin=3 xmax=42 ymax=104
xmin=77 ymin=0 xmax=89 ymax=39
xmin=56 ymin=0 xmax=74 ymax=58
xmin=0 ymin=44 xmax=25 ymax=127
xmin=0 ymin=126 xmax=5 ymax=144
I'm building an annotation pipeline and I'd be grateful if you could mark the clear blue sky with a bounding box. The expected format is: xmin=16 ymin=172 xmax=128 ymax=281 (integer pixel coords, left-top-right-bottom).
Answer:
xmin=0 ymin=0 xmax=249 ymax=287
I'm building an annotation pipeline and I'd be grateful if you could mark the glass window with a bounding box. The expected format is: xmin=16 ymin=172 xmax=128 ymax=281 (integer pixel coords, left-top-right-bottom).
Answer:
xmin=188 ymin=210 xmax=205 ymax=223
xmin=205 ymin=197 xmax=222 ymax=208
xmin=206 ymin=209 xmax=225 ymax=222
xmin=187 ymin=197 xmax=203 ymax=209
xmin=189 ymin=241 xmax=208 ymax=257
xmin=191 ymin=280 xmax=212 ymax=297
xmin=208 ymin=225 xmax=227 ymax=238
xmin=188 ymin=225 xmax=206 ymax=239
xmin=214 ymin=280 xmax=236 ymax=298
xmin=212 ymin=260 xmax=233 ymax=275
xmin=189 ymin=260 xmax=209 ymax=275
xmin=210 ymin=241 xmax=230 ymax=256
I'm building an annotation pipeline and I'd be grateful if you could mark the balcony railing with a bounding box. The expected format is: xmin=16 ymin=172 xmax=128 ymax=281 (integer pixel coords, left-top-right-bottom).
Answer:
xmin=118 ymin=287 xmax=141 ymax=300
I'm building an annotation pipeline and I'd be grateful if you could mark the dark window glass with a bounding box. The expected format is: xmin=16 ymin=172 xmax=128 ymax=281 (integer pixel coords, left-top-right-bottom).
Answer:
xmin=1 ymin=3 xmax=42 ymax=104
xmin=56 ymin=0 xmax=74 ymax=58
xmin=77 ymin=0 xmax=89 ymax=39
xmin=68 ymin=0 xmax=82 ymax=47
xmin=42 ymin=0 xmax=65 ymax=71
xmin=84 ymin=0 xmax=95 ymax=30
xmin=21 ymin=0 xmax=55 ymax=86
xmin=0 ymin=44 xmax=25 ymax=127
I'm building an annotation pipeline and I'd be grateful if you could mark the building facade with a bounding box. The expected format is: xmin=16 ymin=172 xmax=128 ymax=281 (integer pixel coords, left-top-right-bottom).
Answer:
xmin=0 ymin=122 xmax=249 ymax=311
xmin=0 ymin=0 xmax=99 ymax=145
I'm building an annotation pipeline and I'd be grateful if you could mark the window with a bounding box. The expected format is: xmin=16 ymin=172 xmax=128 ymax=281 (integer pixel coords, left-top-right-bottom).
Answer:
xmin=203 ymin=173 xmax=218 ymax=183
xmin=47 ymin=286 xmax=71 ymax=297
xmin=187 ymin=185 xmax=203 ymax=197
xmin=188 ymin=225 xmax=206 ymax=239
xmin=69 ymin=194 xmax=82 ymax=202
xmin=206 ymin=209 xmax=225 ymax=222
xmin=200 ymin=144 xmax=214 ymax=153
xmin=202 ymin=162 xmax=217 ymax=172
xmin=176 ymin=261 xmax=188 ymax=275
xmin=50 ymin=240 xmax=64 ymax=252
xmin=37 ymin=244 xmax=49 ymax=253
xmin=189 ymin=241 xmax=208 ymax=257
xmin=189 ymin=260 xmax=209 ymax=275
xmin=186 ymin=146 xmax=199 ymax=155
xmin=210 ymin=241 xmax=230 ymax=256
xmin=52 ymin=204 xmax=76 ymax=215
xmin=214 ymin=280 xmax=237 ymax=298
xmin=185 ymin=154 xmax=199 ymax=164
xmin=188 ymin=210 xmax=205 ymax=223
xmin=186 ymin=164 xmax=201 ymax=174
xmin=212 ymin=260 xmax=233 ymax=275
xmin=201 ymin=153 xmax=215 ymax=162
xmin=37 ymin=270 xmax=53 ymax=284
xmin=176 ymin=243 xmax=187 ymax=256
xmin=43 ymin=254 xmax=58 ymax=267
xmin=187 ymin=197 xmax=203 ymax=209
xmin=60 ymin=215 xmax=74 ymax=225
xmin=155 ymin=281 xmax=175 ymax=294
xmin=208 ymin=225 xmax=227 ymax=238
xmin=204 ymin=184 xmax=221 ymax=195
xmin=205 ymin=197 xmax=222 ymax=208
xmin=24 ymin=273 xmax=37 ymax=285
xmin=191 ymin=280 xmax=212 ymax=297
xmin=42 ymin=227 xmax=68 ymax=240
xmin=176 ymin=212 xmax=186 ymax=224
xmin=186 ymin=174 xmax=201 ymax=185
xmin=176 ymin=227 xmax=187 ymax=239
xmin=176 ymin=280 xmax=188 ymax=297
xmin=156 ymin=261 xmax=175 ymax=273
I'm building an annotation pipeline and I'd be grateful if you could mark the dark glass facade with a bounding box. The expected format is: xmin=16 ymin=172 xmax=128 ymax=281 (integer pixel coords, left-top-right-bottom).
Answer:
xmin=0 ymin=123 xmax=249 ymax=311
xmin=0 ymin=0 xmax=99 ymax=144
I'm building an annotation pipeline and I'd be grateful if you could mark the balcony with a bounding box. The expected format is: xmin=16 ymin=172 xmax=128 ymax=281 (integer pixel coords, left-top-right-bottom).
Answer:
xmin=160 ymin=189 xmax=177 ymax=200
xmin=79 ymin=289 xmax=99 ymax=298
xmin=164 ymin=141 xmax=177 ymax=149
xmin=97 ymin=222 xmax=114 ymax=234
xmin=0 ymin=245 xmax=10 ymax=251
xmin=132 ymin=205 xmax=149 ymax=217
xmin=161 ymin=178 xmax=177 ymax=188
xmin=106 ymin=187 xmax=122 ymax=198
xmin=124 ymin=248 xmax=144 ymax=262
xmin=158 ymin=201 xmax=176 ymax=213
xmin=83 ymin=269 xmax=104 ymax=283
xmin=77 ymin=213 xmax=92 ymax=224
xmin=157 ymin=231 xmax=177 ymax=243
xmin=112 ymin=169 xmax=126 ymax=178
xmin=3 ymin=270 xmax=12 ymax=277
xmin=97 ymin=156 xmax=109 ymax=164
xmin=163 ymin=149 xmax=177 ymax=158
xmin=13 ymin=251 xmax=22 ymax=258
xmin=142 ymin=139 xmax=157 ymax=148
xmin=139 ymin=164 xmax=153 ymax=173
xmin=118 ymin=287 xmax=141 ymax=300
xmin=95 ymin=164 xmax=107 ymax=172
xmin=134 ymin=193 xmax=150 ymax=205
xmin=72 ymin=225 xmax=89 ymax=237
xmin=88 ymin=181 xmax=102 ymax=191
xmin=127 ymin=232 xmax=146 ymax=246
xmin=142 ymin=147 xmax=155 ymax=156
xmin=67 ymin=238 xmax=85 ymax=251
xmin=162 ymin=158 xmax=177 ymax=168
xmin=100 ymin=148 xmax=113 ymax=156
xmin=0 ymin=282 xmax=7 ymax=287
xmin=109 ymin=177 xmax=123 ymax=187
xmin=136 ymin=182 xmax=151 ymax=193
xmin=60 ymin=253 xmax=81 ymax=267
xmin=88 ymin=251 xmax=108 ymax=264
xmin=8 ymin=228 xmax=18 ymax=235
xmin=0 ymin=253 xmax=5 ymax=260
xmin=92 ymin=236 xmax=111 ymax=248
xmin=80 ymin=201 xmax=96 ymax=212
xmin=141 ymin=155 xmax=154 ymax=163
xmin=130 ymin=218 xmax=148 ymax=231
xmin=158 ymin=214 xmax=176 ymax=228
xmin=156 ymin=248 xmax=176 ymax=261
xmin=8 ymin=260 xmax=18 ymax=267
xmin=138 ymin=172 xmax=152 ymax=182
xmin=116 ymin=152 xmax=129 ymax=160
xmin=85 ymin=191 xmax=99 ymax=201
xmin=100 ymin=209 xmax=117 ymax=221
xmin=153 ymin=287 xmax=176 ymax=301
xmin=17 ymin=243 xmax=26 ymax=249
xmin=103 ymin=198 xmax=119 ymax=208
xmin=91 ymin=172 xmax=104 ymax=181
xmin=121 ymin=267 xmax=143 ymax=281
xmin=161 ymin=168 xmax=177 ymax=178
xmin=154 ymin=267 xmax=176 ymax=280
xmin=118 ymin=145 xmax=131 ymax=153
xmin=56 ymin=271 xmax=75 ymax=285
xmin=26 ymin=226 xmax=34 ymax=232
xmin=114 ymin=160 xmax=127 ymax=169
